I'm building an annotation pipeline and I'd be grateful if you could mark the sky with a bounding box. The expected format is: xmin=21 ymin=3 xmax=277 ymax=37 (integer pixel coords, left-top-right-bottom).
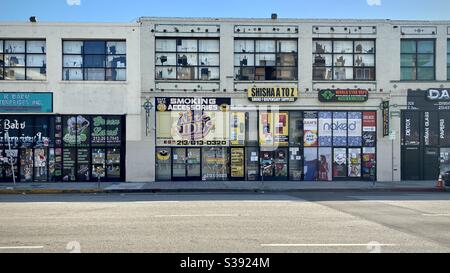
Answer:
xmin=0 ymin=0 xmax=449 ymax=23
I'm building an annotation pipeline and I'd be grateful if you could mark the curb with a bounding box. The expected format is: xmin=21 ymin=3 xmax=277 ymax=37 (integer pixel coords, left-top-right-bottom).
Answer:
xmin=0 ymin=189 xmax=104 ymax=195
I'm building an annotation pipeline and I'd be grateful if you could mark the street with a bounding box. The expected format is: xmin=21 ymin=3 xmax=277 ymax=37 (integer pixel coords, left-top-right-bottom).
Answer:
xmin=0 ymin=192 xmax=449 ymax=253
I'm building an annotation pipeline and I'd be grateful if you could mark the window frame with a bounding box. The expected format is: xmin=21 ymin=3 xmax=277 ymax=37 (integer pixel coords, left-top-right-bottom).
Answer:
xmin=234 ymin=38 xmax=298 ymax=81
xmin=400 ymin=38 xmax=436 ymax=81
xmin=155 ymin=37 xmax=220 ymax=81
xmin=312 ymin=38 xmax=376 ymax=81
xmin=0 ymin=39 xmax=47 ymax=81
xmin=62 ymin=39 xmax=127 ymax=81
xmin=447 ymin=39 xmax=450 ymax=81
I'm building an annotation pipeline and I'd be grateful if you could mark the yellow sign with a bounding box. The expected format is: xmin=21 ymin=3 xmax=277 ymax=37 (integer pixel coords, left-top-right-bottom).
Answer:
xmin=231 ymin=148 xmax=245 ymax=178
xmin=248 ymin=87 xmax=298 ymax=102
xmin=230 ymin=112 xmax=246 ymax=146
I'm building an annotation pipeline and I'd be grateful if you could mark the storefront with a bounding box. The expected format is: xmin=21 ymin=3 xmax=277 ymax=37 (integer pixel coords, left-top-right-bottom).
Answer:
xmin=0 ymin=114 xmax=126 ymax=182
xmin=155 ymin=95 xmax=377 ymax=182
xmin=401 ymin=89 xmax=450 ymax=180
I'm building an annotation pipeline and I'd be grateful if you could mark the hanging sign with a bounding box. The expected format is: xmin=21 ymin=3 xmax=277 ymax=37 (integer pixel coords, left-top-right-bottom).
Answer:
xmin=382 ymin=101 xmax=390 ymax=137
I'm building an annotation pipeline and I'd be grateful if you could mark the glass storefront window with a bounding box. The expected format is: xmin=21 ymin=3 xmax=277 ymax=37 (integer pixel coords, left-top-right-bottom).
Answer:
xmin=20 ymin=148 xmax=33 ymax=182
xmin=289 ymin=111 xmax=303 ymax=146
xmin=156 ymin=148 xmax=172 ymax=181
xmin=333 ymin=148 xmax=347 ymax=178
xmin=348 ymin=148 xmax=362 ymax=178
xmin=318 ymin=148 xmax=332 ymax=181
xmin=202 ymin=147 xmax=228 ymax=181
xmin=63 ymin=148 xmax=76 ymax=182
xmin=34 ymin=148 xmax=47 ymax=182
xmin=304 ymin=148 xmax=318 ymax=181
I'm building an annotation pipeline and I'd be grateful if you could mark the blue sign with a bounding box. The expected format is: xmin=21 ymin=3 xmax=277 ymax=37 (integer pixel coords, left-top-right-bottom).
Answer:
xmin=0 ymin=92 xmax=53 ymax=113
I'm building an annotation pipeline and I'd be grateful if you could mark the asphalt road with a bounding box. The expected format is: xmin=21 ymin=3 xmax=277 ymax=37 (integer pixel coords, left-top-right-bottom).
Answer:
xmin=0 ymin=192 xmax=449 ymax=253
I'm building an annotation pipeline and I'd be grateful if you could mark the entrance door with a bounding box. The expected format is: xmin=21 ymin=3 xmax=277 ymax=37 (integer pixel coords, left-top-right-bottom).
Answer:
xmin=260 ymin=148 xmax=288 ymax=181
xmin=424 ymin=147 xmax=439 ymax=180
xmin=172 ymin=148 xmax=201 ymax=181
xmin=402 ymin=147 xmax=421 ymax=180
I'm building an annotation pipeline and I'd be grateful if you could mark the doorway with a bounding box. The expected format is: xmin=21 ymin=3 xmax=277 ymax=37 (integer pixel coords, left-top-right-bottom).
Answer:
xmin=172 ymin=148 xmax=201 ymax=181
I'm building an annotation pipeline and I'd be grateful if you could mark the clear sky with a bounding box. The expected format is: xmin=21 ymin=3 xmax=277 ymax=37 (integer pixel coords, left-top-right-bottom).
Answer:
xmin=1 ymin=0 xmax=449 ymax=23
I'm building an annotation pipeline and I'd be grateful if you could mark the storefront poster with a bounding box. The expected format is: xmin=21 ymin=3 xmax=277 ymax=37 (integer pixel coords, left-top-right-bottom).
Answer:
xmin=231 ymin=148 xmax=245 ymax=178
xmin=348 ymin=112 xmax=362 ymax=146
xmin=362 ymin=147 xmax=376 ymax=180
xmin=363 ymin=112 xmax=376 ymax=147
xmin=63 ymin=116 xmax=90 ymax=146
xmin=333 ymin=148 xmax=347 ymax=178
xmin=0 ymin=92 xmax=53 ymax=113
xmin=156 ymin=97 xmax=230 ymax=147
xmin=273 ymin=112 xmax=289 ymax=146
xmin=318 ymin=148 xmax=332 ymax=181
xmin=333 ymin=112 xmax=347 ymax=146
xmin=230 ymin=112 xmax=246 ymax=146
xmin=348 ymin=148 xmax=361 ymax=177
xmin=259 ymin=113 xmax=273 ymax=146
xmin=304 ymin=112 xmax=318 ymax=147
xmin=304 ymin=148 xmax=318 ymax=181
xmin=318 ymin=112 xmax=332 ymax=146
xmin=248 ymin=87 xmax=298 ymax=102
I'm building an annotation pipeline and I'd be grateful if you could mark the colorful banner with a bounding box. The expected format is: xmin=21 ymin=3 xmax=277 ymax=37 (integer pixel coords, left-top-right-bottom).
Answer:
xmin=363 ymin=112 xmax=376 ymax=147
xmin=230 ymin=112 xmax=246 ymax=146
xmin=303 ymin=112 xmax=318 ymax=147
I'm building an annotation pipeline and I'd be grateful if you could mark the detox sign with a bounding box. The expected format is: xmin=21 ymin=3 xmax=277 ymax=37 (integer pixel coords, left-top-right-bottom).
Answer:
xmin=0 ymin=92 xmax=53 ymax=113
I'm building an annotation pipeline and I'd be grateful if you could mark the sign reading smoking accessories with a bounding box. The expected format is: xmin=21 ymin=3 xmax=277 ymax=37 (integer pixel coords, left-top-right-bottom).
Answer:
xmin=248 ymin=87 xmax=298 ymax=102
xmin=319 ymin=89 xmax=369 ymax=103
xmin=0 ymin=92 xmax=53 ymax=113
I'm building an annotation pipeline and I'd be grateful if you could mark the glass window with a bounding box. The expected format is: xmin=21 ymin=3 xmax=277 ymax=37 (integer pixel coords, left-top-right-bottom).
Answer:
xmin=235 ymin=39 xmax=297 ymax=81
xmin=199 ymin=40 xmax=219 ymax=52
xmin=401 ymin=39 xmax=435 ymax=81
xmin=4 ymin=40 xmax=25 ymax=53
xmin=5 ymin=54 xmax=25 ymax=66
xmin=27 ymin=40 xmax=46 ymax=53
xmin=26 ymin=68 xmax=46 ymax=81
xmin=62 ymin=40 xmax=126 ymax=81
xmin=27 ymin=55 xmax=46 ymax=67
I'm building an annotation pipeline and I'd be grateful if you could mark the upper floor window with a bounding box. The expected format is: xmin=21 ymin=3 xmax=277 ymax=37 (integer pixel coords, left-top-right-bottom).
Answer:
xmin=63 ymin=40 xmax=126 ymax=81
xmin=313 ymin=39 xmax=375 ymax=81
xmin=401 ymin=39 xmax=435 ymax=81
xmin=447 ymin=40 xmax=450 ymax=80
xmin=234 ymin=39 xmax=298 ymax=81
xmin=155 ymin=38 xmax=219 ymax=81
xmin=0 ymin=39 xmax=46 ymax=81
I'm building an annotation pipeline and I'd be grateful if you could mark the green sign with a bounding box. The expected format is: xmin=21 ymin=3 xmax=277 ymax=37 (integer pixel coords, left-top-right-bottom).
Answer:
xmin=0 ymin=92 xmax=53 ymax=113
xmin=319 ymin=89 xmax=369 ymax=103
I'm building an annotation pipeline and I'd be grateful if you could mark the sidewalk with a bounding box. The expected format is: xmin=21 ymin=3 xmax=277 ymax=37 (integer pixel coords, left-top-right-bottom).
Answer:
xmin=0 ymin=180 xmax=447 ymax=194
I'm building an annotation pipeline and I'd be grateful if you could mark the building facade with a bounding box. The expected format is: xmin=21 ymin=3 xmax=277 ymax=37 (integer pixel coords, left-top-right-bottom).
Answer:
xmin=1 ymin=17 xmax=450 ymax=182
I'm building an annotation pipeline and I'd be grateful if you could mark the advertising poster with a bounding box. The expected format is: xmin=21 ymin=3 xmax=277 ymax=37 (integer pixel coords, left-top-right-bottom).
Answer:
xmin=63 ymin=116 xmax=90 ymax=147
xmin=260 ymin=151 xmax=274 ymax=176
xmin=318 ymin=112 xmax=332 ymax=146
xmin=259 ymin=113 xmax=273 ymax=146
xmin=303 ymin=111 xmax=318 ymax=147
xmin=348 ymin=148 xmax=362 ymax=177
xmin=304 ymin=148 xmax=318 ymax=181
xmin=156 ymin=97 xmax=230 ymax=147
xmin=274 ymin=112 xmax=289 ymax=146
xmin=403 ymin=111 xmax=420 ymax=146
xmin=274 ymin=149 xmax=288 ymax=177
xmin=318 ymin=148 xmax=332 ymax=181
xmin=348 ymin=112 xmax=362 ymax=146
xmin=231 ymin=148 xmax=245 ymax=178
xmin=333 ymin=148 xmax=347 ymax=178
xmin=333 ymin=112 xmax=347 ymax=146
xmin=362 ymin=147 xmax=376 ymax=180
xmin=363 ymin=112 xmax=376 ymax=147
xmin=230 ymin=112 xmax=246 ymax=146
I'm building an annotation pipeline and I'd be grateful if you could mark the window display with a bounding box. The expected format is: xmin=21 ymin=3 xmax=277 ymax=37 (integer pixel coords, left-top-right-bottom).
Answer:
xmin=318 ymin=148 xmax=332 ymax=181
xmin=363 ymin=147 xmax=376 ymax=180
xmin=304 ymin=148 xmax=318 ymax=181
xmin=230 ymin=148 xmax=245 ymax=179
xmin=77 ymin=149 xmax=90 ymax=181
xmin=34 ymin=148 xmax=47 ymax=182
xmin=289 ymin=147 xmax=303 ymax=181
xmin=303 ymin=112 xmax=318 ymax=147
xmin=333 ymin=148 xmax=347 ymax=178
xmin=333 ymin=112 xmax=347 ymax=146
xmin=318 ymin=112 xmax=332 ymax=146
xmin=202 ymin=147 xmax=228 ymax=181
xmin=20 ymin=149 xmax=33 ymax=182
xmin=63 ymin=148 xmax=76 ymax=182
xmin=348 ymin=148 xmax=362 ymax=177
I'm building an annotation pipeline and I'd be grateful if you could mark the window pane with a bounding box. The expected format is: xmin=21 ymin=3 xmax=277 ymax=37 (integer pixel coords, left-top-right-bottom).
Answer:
xmin=84 ymin=55 xmax=105 ymax=68
xmin=448 ymin=54 xmax=450 ymax=66
xmin=27 ymin=40 xmax=46 ymax=53
xmin=26 ymin=54 xmax=46 ymax=67
xmin=313 ymin=67 xmax=333 ymax=80
xmin=417 ymin=68 xmax=434 ymax=80
xmin=177 ymin=39 xmax=197 ymax=52
xmin=417 ymin=54 xmax=434 ymax=67
xmin=156 ymin=66 xmax=176 ymax=80
xmin=313 ymin=54 xmax=332 ymax=66
xmin=177 ymin=67 xmax=197 ymax=80
xmin=256 ymin=40 xmax=275 ymax=52
xmin=26 ymin=68 xmax=46 ymax=80
xmin=354 ymin=54 xmax=374 ymax=67
xmin=278 ymin=40 xmax=297 ymax=53
xmin=106 ymin=41 xmax=126 ymax=54
xmin=63 ymin=68 xmax=83 ymax=80
xmin=199 ymin=40 xmax=219 ymax=52
xmin=401 ymin=54 xmax=416 ymax=67
xmin=277 ymin=53 xmax=297 ymax=66
xmin=333 ymin=54 xmax=353 ymax=67
xmin=0 ymin=40 xmax=3 ymax=53
xmin=63 ymin=41 xmax=83 ymax=54
xmin=4 ymin=40 xmax=25 ymax=53
xmin=177 ymin=53 xmax=197 ymax=66
xmin=274 ymin=67 xmax=297 ymax=80
xmin=234 ymin=67 xmax=255 ymax=81
xmin=84 ymin=68 xmax=105 ymax=80
xmin=0 ymin=68 xmax=3 ymax=80
xmin=106 ymin=55 xmax=126 ymax=68
xmin=313 ymin=40 xmax=332 ymax=53
xmin=156 ymin=53 xmax=176 ymax=66
xmin=4 ymin=68 xmax=25 ymax=80
xmin=401 ymin=40 xmax=416 ymax=53
xmin=354 ymin=67 xmax=375 ymax=81
xmin=354 ymin=41 xmax=375 ymax=53
xmin=255 ymin=54 xmax=276 ymax=66
xmin=333 ymin=67 xmax=353 ymax=80
xmin=63 ymin=55 xmax=83 ymax=67
xmin=84 ymin=41 xmax=105 ymax=54
xmin=199 ymin=67 xmax=219 ymax=80
xmin=401 ymin=67 xmax=416 ymax=80
xmin=448 ymin=67 xmax=450 ymax=80
xmin=234 ymin=54 xmax=254 ymax=66
xmin=156 ymin=39 xmax=176 ymax=52
xmin=333 ymin=41 xmax=353 ymax=53
xmin=234 ymin=40 xmax=254 ymax=53
xmin=199 ymin=53 xmax=219 ymax=66
xmin=417 ymin=40 xmax=434 ymax=53
xmin=106 ymin=69 xmax=126 ymax=81
xmin=5 ymin=54 xmax=25 ymax=66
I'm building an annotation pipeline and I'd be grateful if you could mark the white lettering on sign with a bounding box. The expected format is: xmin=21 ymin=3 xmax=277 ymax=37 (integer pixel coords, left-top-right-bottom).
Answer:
xmin=405 ymin=119 xmax=411 ymax=137
xmin=440 ymin=119 xmax=446 ymax=140
xmin=3 ymin=119 xmax=26 ymax=130
xmin=427 ymin=89 xmax=450 ymax=100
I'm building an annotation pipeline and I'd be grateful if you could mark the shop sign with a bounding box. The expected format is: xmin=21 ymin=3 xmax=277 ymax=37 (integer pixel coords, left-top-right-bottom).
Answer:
xmin=319 ymin=89 xmax=369 ymax=103
xmin=382 ymin=101 xmax=390 ymax=137
xmin=0 ymin=92 xmax=53 ymax=113
xmin=0 ymin=117 xmax=51 ymax=147
xmin=408 ymin=89 xmax=450 ymax=110
xmin=248 ymin=87 xmax=298 ymax=102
